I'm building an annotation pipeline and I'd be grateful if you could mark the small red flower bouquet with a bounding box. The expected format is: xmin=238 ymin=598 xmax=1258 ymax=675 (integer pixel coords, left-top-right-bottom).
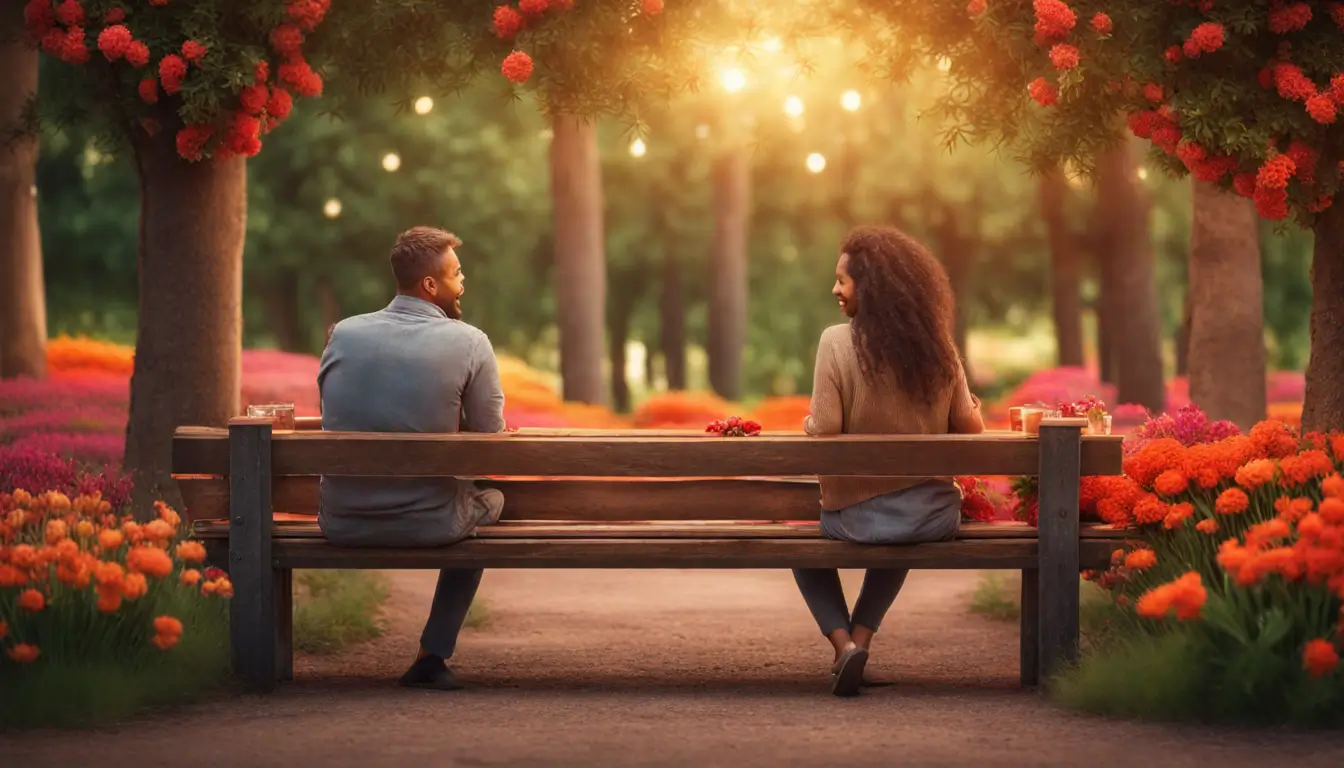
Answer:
xmin=706 ymin=415 xmax=762 ymax=437
xmin=955 ymin=476 xmax=999 ymax=522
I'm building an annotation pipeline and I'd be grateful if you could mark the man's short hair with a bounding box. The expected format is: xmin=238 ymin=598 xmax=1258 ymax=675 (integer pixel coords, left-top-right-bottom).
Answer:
xmin=389 ymin=227 xmax=462 ymax=290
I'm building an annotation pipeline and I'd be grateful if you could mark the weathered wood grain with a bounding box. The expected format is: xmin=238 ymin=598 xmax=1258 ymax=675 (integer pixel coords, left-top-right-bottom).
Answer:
xmin=228 ymin=419 xmax=277 ymax=693
xmin=173 ymin=427 xmax=1123 ymax=478
xmin=1037 ymin=423 xmax=1083 ymax=686
xmin=269 ymin=536 xmax=1116 ymax=570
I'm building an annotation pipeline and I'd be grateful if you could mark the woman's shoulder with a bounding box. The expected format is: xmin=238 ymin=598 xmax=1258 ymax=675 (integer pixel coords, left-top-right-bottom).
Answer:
xmin=819 ymin=323 xmax=852 ymax=347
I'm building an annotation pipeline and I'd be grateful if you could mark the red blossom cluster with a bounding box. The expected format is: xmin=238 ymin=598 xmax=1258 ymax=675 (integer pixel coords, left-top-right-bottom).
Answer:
xmin=25 ymin=0 xmax=328 ymax=162
xmin=491 ymin=1 xmax=581 ymax=84
xmin=705 ymin=416 xmax=762 ymax=437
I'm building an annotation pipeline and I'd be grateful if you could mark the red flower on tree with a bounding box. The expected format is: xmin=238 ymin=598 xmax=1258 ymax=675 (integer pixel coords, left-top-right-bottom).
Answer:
xmin=265 ymin=88 xmax=294 ymax=125
xmin=181 ymin=41 xmax=208 ymax=65
xmin=501 ymin=50 xmax=534 ymax=84
xmin=1091 ymin=12 xmax=1111 ymax=34
xmin=175 ymin=124 xmax=213 ymax=161
xmin=1307 ymin=94 xmax=1338 ymax=124
xmin=103 ymin=8 xmax=125 ymax=24
xmin=96 ymin=25 xmax=131 ymax=61
xmin=1028 ymin=76 xmax=1058 ymax=106
xmin=493 ymin=6 xmax=525 ymax=39
xmin=159 ymin=54 xmax=188 ymax=95
xmin=642 ymin=0 xmax=664 ymax=15
xmin=61 ymin=27 xmax=89 ymax=65
xmin=287 ymin=0 xmax=330 ymax=32
xmin=125 ymin=41 xmax=149 ymax=68
xmin=278 ymin=59 xmax=323 ymax=98
xmin=1268 ymin=2 xmax=1313 ymax=34
xmin=967 ymin=0 xmax=987 ymax=16
xmin=1274 ymin=62 xmax=1318 ymax=102
xmin=239 ymin=85 xmax=269 ymax=116
xmin=270 ymin=24 xmax=305 ymax=59
xmin=24 ymin=0 xmax=56 ymax=33
xmin=255 ymin=60 xmax=270 ymax=84
xmin=138 ymin=79 xmax=158 ymax=104
xmin=1049 ymin=43 xmax=1080 ymax=70
xmin=55 ymin=0 xmax=84 ymax=27
xmin=519 ymin=0 xmax=550 ymax=15
xmin=1032 ymin=0 xmax=1076 ymax=45
xmin=1182 ymin=22 xmax=1225 ymax=59
xmin=223 ymin=113 xmax=263 ymax=158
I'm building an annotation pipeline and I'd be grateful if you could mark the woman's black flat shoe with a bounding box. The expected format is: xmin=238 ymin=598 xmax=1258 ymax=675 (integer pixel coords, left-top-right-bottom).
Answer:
xmin=831 ymin=647 xmax=868 ymax=697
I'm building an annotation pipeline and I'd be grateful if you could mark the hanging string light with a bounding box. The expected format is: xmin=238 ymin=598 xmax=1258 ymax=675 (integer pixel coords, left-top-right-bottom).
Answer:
xmin=719 ymin=67 xmax=747 ymax=93
xmin=806 ymin=153 xmax=826 ymax=173
xmin=382 ymin=153 xmax=401 ymax=172
xmin=414 ymin=96 xmax=434 ymax=115
xmin=323 ymin=198 xmax=342 ymax=219
xmin=629 ymin=138 xmax=648 ymax=157
xmin=783 ymin=95 xmax=805 ymax=117
xmin=841 ymin=90 xmax=862 ymax=111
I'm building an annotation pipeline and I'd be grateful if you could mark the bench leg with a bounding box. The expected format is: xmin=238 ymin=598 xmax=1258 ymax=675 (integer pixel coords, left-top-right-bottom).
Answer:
xmin=229 ymin=418 xmax=277 ymax=693
xmin=276 ymin=568 xmax=294 ymax=682
xmin=1037 ymin=423 xmax=1083 ymax=689
xmin=1019 ymin=568 xmax=1039 ymax=687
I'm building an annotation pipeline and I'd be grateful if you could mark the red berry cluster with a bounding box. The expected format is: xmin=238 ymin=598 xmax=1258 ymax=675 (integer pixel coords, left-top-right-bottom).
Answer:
xmin=1058 ymin=394 xmax=1106 ymax=419
xmin=705 ymin=416 xmax=763 ymax=437
xmin=954 ymin=476 xmax=998 ymax=522
xmin=491 ymin=0 xmax=577 ymax=85
xmin=25 ymin=0 xmax=328 ymax=163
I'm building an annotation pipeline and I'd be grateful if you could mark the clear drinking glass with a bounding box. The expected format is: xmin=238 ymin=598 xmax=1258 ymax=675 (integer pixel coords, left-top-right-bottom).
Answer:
xmin=246 ymin=403 xmax=296 ymax=431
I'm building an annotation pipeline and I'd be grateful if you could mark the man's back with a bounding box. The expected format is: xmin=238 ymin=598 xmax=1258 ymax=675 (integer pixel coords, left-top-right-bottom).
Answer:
xmin=317 ymin=295 xmax=505 ymax=546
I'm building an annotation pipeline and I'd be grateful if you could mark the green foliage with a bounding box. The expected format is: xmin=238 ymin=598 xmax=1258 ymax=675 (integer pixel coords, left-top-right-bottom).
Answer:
xmin=292 ymin=569 xmax=388 ymax=655
xmin=0 ymin=587 xmax=229 ymax=729
xmin=844 ymin=1 xmax=1344 ymax=224
xmin=965 ymin=570 xmax=1113 ymax=636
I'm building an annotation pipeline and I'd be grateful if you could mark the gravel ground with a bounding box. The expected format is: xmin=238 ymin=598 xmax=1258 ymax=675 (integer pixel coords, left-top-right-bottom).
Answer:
xmin=6 ymin=568 xmax=1342 ymax=767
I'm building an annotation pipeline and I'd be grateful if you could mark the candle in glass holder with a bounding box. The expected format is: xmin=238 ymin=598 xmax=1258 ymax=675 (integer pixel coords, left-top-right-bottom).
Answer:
xmin=1023 ymin=408 xmax=1046 ymax=435
xmin=246 ymin=403 xmax=296 ymax=431
xmin=1009 ymin=406 xmax=1026 ymax=432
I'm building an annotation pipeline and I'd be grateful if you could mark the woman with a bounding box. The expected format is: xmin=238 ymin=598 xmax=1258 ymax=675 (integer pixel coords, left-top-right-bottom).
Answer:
xmin=796 ymin=225 xmax=984 ymax=697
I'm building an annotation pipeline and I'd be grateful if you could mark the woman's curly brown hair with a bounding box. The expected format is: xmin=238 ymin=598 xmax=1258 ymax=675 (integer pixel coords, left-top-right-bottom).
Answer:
xmin=841 ymin=226 xmax=961 ymax=405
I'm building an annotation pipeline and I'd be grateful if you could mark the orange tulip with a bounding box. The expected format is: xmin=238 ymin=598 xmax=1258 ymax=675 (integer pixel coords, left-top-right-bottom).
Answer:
xmin=180 ymin=568 xmax=202 ymax=586
xmin=44 ymin=519 xmax=69 ymax=544
xmin=175 ymin=540 xmax=207 ymax=564
xmin=1303 ymin=638 xmax=1340 ymax=678
xmin=75 ymin=519 xmax=95 ymax=539
xmin=9 ymin=544 xmax=37 ymax=570
xmin=1196 ymin=518 xmax=1219 ymax=534
xmin=98 ymin=528 xmax=125 ymax=551
xmin=155 ymin=501 xmax=182 ymax=528
xmin=153 ymin=616 xmax=183 ymax=637
xmin=1124 ymin=549 xmax=1157 ymax=571
xmin=126 ymin=546 xmax=174 ymax=579
xmin=143 ymin=519 xmax=175 ymax=544
xmin=0 ymin=564 xmax=28 ymax=587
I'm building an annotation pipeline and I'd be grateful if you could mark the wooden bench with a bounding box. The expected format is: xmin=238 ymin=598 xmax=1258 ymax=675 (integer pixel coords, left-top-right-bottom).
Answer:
xmin=172 ymin=416 xmax=1124 ymax=693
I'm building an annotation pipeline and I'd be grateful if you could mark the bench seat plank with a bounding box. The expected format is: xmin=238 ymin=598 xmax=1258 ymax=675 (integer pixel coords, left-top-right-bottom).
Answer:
xmin=192 ymin=518 xmax=1129 ymax=541
xmin=173 ymin=427 xmax=1123 ymax=478
xmin=227 ymin=536 xmax=1117 ymax=570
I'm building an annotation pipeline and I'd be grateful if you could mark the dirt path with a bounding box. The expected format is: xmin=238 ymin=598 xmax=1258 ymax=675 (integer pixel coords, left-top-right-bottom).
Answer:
xmin=8 ymin=569 xmax=1343 ymax=766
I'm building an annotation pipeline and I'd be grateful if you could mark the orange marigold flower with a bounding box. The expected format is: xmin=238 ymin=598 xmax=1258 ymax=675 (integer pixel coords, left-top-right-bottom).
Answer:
xmin=98 ymin=528 xmax=124 ymax=551
xmin=1246 ymin=518 xmax=1291 ymax=549
xmin=180 ymin=568 xmax=202 ymax=586
xmin=7 ymin=643 xmax=40 ymax=663
xmin=96 ymin=592 xmax=121 ymax=613
xmin=1124 ymin=438 xmax=1185 ymax=487
xmin=1215 ymin=488 xmax=1250 ymax=515
xmin=126 ymin=546 xmax=174 ymax=579
xmin=121 ymin=571 xmax=148 ymax=600
xmin=18 ymin=588 xmax=45 ymax=612
xmin=1153 ymin=469 xmax=1189 ymax=496
xmin=93 ymin=559 xmax=124 ymax=587
xmin=0 ymin=564 xmax=28 ymax=587
xmin=1163 ymin=502 xmax=1194 ymax=530
xmin=153 ymin=615 xmax=184 ymax=637
xmin=1321 ymin=497 xmax=1344 ymax=525
xmin=1250 ymin=420 xmax=1298 ymax=458
xmin=1280 ymin=450 xmax=1334 ymax=486
xmin=143 ymin=519 xmax=175 ymax=543
xmin=175 ymin=540 xmax=207 ymax=564
xmin=1217 ymin=539 xmax=1252 ymax=574
xmin=1245 ymin=547 xmax=1301 ymax=584
xmin=1124 ymin=549 xmax=1157 ymax=571
xmin=1298 ymin=512 xmax=1325 ymax=539
xmin=1323 ymin=473 xmax=1344 ymax=499
xmin=1275 ymin=496 xmax=1314 ymax=523
xmin=1235 ymin=459 xmax=1276 ymax=489
xmin=44 ymin=518 xmax=68 ymax=544
xmin=1136 ymin=572 xmax=1205 ymax=620
xmin=10 ymin=544 xmax=37 ymax=569
xmin=1303 ymin=638 xmax=1339 ymax=678
xmin=155 ymin=501 xmax=181 ymax=528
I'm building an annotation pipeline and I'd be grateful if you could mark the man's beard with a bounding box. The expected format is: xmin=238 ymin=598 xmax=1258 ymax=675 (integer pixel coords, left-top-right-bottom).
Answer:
xmin=440 ymin=296 xmax=463 ymax=320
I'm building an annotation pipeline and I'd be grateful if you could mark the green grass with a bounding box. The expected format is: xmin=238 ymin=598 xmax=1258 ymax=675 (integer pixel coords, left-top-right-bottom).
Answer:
xmin=293 ymin=570 xmax=391 ymax=654
xmin=966 ymin=570 xmax=1115 ymax=637
xmin=0 ymin=590 xmax=231 ymax=730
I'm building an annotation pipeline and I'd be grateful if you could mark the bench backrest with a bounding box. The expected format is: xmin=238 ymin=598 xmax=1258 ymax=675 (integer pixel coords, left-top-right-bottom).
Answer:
xmin=172 ymin=418 xmax=1122 ymax=523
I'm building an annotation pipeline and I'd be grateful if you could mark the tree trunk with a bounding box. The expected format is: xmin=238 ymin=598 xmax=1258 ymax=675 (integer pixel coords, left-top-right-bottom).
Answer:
xmin=550 ymin=114 xmax=607 ymax=405
xmin=1188 ymin=182 xmax=1265 ymax=430
xmin=659 ymin=244 xmax=686 ymax=390
xmin=1174 ymin=292 xmax=1191 ymax=377
xmin=1302 ymin=202 xmax=1344 ymax=432
xmin=1094 ymin=142 xmax=1165 ymax=413
xmin=1039 ymin=170 xmax=1084 ymax=368
xmin=609 ymin=300 xmax=631 ymax=413
xmin=0 ymin=30 xmax=47 ymax=379
xmin=934 ymin=203 xmax=973 ymax=375
xmin=707 ymin=148 xmax=750 ymax=401
xmin=256 ymin=269 xmax=305 ymax=352
xmin=124 ymin=134 xmax=246 ymax=512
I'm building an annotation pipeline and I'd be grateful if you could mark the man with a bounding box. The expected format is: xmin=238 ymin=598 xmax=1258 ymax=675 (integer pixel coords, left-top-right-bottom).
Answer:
xmin=318 ymin=226 xmax=505 ymax=691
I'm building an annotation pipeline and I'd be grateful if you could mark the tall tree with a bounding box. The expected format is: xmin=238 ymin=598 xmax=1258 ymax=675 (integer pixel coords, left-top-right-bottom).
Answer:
xmin=707 ymin=147 xmax=750 ymax=401
xmin=1188 ymin=182 xmax=1265 ymax=430
xmin=551 ymin=114 xmax=608 ymax=405
xmin=1 ymin=10 xmax=46 ymax=379
xmin=1094 ymin=141 xmax=1164 ymax=413
xmin=1038 ymin=168 xmax=1084 ymax=367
